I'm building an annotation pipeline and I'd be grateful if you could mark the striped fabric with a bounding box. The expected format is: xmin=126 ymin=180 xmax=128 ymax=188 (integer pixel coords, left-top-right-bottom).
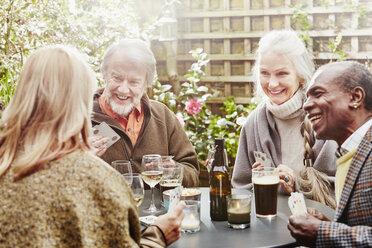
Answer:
xmin=316 ymin=126 xmax=372 ymax=247
xmin=341 ymin=119 xmax=372 ymax=153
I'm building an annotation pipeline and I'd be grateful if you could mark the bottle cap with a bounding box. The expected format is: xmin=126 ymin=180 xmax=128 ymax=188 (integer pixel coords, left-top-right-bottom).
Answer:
xmin=215 ymin=138 xmax=225 ymax=148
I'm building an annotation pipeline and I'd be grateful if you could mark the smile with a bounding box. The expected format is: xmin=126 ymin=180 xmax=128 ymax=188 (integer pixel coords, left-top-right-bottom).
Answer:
xmin=269 ymin=89 xmax=285 ymax=95
xmin=309 ymin=115 xmax=321 ymax=122
xmin=116 ymin=95 xmax=129 ymax=100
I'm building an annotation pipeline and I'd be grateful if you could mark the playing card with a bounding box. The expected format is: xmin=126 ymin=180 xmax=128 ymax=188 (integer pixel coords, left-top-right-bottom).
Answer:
xmin=92 ymin=122 xmax=120 ymax=149
xmin=139 ymin=215 xmax=158 ymax=227
xmin=254 ymin=151 xmax=272 ymax=167
xmin=288 ymin=192 xmax=307 ymax=215
xmin=168 ymin=186 xmax=183 ymax=212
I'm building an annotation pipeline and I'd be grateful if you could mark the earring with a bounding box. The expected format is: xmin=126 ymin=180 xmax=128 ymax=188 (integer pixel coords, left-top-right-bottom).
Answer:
xmin=353 ymin=102 xmax=358 ymax=109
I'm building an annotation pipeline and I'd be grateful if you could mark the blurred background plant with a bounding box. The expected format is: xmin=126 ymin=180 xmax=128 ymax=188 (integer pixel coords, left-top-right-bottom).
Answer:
xmin=153 ymin=48 xmax=257 ymax=167
xmin=0 ymin=0 xmax=169 ymax=111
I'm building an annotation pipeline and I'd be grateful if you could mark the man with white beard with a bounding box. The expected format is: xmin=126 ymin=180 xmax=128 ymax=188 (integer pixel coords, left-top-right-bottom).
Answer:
xmin=91 ymin=39 xmax=199 ymax=187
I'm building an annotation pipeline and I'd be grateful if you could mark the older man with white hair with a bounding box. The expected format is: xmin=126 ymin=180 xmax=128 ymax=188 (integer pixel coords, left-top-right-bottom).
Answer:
xmin=91 ymin=39 xmax=199 ymax=187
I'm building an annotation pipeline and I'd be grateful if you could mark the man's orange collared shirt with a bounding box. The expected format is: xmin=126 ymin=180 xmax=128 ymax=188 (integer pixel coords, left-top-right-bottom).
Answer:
xmin=98 ymin=92 xmax=144 ymax=146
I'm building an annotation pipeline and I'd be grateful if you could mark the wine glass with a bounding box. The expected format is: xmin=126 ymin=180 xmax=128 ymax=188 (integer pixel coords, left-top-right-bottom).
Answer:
xmin=131 ymin=173 xmax=145 ymax=207
xmin=160 ymin=156 xmax=184 ymax=195
xmin=141 ymin=154 xmax=163 ymax=214
xmin=111 ymin=160 xmax=132 ymax=185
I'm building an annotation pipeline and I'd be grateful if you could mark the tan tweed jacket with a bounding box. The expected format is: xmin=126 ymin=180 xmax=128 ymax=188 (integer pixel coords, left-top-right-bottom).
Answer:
xmin=316 ymin=126 xmax=372 ymax=247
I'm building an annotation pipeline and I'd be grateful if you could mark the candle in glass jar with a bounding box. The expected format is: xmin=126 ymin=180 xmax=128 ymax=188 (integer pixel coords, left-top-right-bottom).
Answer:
xmin=227 ymin=194 xmax=251 ymax=229
xmin=181 ymin=213 xmax=200 ymax=230
xmin=227 ymin=207 xmax=251 ymax=224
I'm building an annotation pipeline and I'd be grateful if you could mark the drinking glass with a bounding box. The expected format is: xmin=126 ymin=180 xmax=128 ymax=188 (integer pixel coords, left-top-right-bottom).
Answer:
xmin=159 ymin=156 xmax=184 ymax=196
xmin=111 ymin=160 xmax=132 ymax=185
xmin=141 ymin=154 xmax=163 ymax=214
xmin=252 ymin=167 xmax=279 ymax=218
xmin=131 ymin=173 xmax=145 ymax=207
xmin=227 ymin=194 xmax=251 ymax=229
xmin=181 ymin=200 xmax=201 ymax=233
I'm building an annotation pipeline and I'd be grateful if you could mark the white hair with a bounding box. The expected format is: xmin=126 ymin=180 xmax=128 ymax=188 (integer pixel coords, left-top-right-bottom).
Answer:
xmin=101 ymin=39 xmax=157 ymax=87
xmin=252 ymin=30 xmax=314 ymax=98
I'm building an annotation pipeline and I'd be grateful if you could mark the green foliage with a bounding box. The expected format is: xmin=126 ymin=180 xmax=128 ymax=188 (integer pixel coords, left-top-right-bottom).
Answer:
xmin=290 ymin=4 xmax=312 ymax=48
xmin=328 ymin=34 xmax=347 ymax=62
xmin=153 ymin=49 xmax=257 ymax=166
xmin=206 ymin=97 xmax=256 ymax=164
xmin=290 ymin=2 xmax=348 ymax=64
xmin=0 ymin=69 xmax=16 ymax=112
xmin=346 ymin=0 xmax=367 ymax=28
xmin=320 ymin=0 xmax=329 ymax=9
xmin=0 ymin=0 xmax=158 ymax=109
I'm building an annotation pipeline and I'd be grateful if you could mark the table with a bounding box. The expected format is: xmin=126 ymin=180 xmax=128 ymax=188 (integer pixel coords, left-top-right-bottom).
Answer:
xmin=139 ymin=188 xmax=335 ymax=248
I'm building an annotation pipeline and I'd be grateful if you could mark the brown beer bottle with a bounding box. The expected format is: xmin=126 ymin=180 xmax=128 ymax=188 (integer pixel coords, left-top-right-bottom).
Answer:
xmin=209 ymin=138 xmax=231 ymax=221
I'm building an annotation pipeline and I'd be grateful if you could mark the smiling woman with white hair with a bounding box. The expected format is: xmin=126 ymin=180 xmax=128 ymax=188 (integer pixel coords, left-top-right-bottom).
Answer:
xmin=232 ymin=30 xmax=338 ymax=208
xmin=0 ymin=45 xmax=185 ymax=247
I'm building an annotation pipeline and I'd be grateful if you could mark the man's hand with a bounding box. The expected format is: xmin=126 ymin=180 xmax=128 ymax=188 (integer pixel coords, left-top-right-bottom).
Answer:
xmin=153 ymin=201 xmax=186 ymax=245
xmin=307 ymin=207 xmax=330 ymax=221
xmin=287 ymin=213 xmax=322 ymax=247
xmin=89 ymin=134 xmax=109 ymax=157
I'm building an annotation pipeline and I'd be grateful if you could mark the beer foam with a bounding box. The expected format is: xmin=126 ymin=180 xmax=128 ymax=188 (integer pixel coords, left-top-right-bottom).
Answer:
xmin=252 ymin=175 xmax=279 ymax=185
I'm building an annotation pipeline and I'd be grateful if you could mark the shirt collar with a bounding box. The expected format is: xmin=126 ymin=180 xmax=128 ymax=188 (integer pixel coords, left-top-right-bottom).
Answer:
xmin=340 ymin=118 xmax=372 ymax=154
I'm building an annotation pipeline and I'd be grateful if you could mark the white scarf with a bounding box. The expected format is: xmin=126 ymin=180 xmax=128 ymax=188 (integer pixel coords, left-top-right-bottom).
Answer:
xmin=266 ymin=90 xmax=305 ymax=120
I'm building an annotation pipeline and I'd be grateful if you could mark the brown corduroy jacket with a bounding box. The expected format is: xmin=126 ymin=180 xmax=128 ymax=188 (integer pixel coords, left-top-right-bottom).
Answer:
xmin=92 ymin=89 xmax=199 ymax=187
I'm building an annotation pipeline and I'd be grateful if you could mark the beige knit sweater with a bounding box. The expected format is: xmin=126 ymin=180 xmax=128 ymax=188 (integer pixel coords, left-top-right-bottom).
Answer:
xmin=0 ymin=150 xmax=165 ymax=248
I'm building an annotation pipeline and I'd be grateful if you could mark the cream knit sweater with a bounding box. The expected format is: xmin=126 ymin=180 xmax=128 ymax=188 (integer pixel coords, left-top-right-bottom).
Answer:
xmin=266 ymin=90 xmax=305 ymax=173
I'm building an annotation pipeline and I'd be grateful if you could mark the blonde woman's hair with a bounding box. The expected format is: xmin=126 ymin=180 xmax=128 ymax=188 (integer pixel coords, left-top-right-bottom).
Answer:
xmin=0 ymin=45 xmax=97 ymax=179
xmin=297 ymin=116 xmax=337 ymax=209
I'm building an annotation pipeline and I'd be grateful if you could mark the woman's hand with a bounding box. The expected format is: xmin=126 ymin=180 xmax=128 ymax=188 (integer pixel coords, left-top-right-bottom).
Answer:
xmin=252 ymin=161 xmax=262 ymax=169
xmin=153 ymin=201 xmax=186 ymax=245
xmin=277 ymin=164 xmax=295 ymax=195
xmin=253 ymin=163 xmax=295 ymax=194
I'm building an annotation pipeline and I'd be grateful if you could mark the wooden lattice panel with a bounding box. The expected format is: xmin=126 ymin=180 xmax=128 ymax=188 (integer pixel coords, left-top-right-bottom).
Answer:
xmin=153 ymin=0 xmax=372 ymax=106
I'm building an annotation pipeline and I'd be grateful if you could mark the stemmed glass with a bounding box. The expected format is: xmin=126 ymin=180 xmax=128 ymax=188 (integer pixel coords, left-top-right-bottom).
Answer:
xmin=160 ymin=156 xmax=184 ymax=195
xmin=111 ymin=160 xmax=132 ymax=185
xmin=131 ymin=173 xmax=145 ymax=207
xmin=141 ymin=154 xmax=163 ymax=214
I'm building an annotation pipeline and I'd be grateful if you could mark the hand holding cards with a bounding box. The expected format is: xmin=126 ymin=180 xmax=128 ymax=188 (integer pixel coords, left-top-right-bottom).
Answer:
xmin=253 ymin=151 xmax=272 ymax=167
xmin=288 ymin=192 xmax=307 ymax=216
xmin=139 ymin=215 xmax=158 ymax=227
xmin=168 ymin=186 xmax=183 ymax=211
xmin=92 ymin=122 xmax=120 ymax=148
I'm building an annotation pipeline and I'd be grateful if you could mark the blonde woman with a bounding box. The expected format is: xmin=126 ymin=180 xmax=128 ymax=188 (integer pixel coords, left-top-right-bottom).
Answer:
xmin=0 ymin=45 xmax=184 ymax=247
xmin=232 ymin=30 xmax=338 ymax=207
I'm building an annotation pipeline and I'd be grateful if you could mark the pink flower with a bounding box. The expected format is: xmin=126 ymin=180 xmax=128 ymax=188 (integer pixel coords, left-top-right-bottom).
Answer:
xmin=176 ymin=115 xmax=185 ymax=128
xmin=185 ymin=98 xmax=203 ymax=115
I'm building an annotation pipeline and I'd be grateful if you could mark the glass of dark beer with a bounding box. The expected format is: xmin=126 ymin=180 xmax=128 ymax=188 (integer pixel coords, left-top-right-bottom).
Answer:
xmin=252 ymin=167 xmax=279 ymax=218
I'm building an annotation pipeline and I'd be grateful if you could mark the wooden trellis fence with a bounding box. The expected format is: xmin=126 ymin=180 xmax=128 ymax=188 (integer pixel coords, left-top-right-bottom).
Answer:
xmin=152 ymin=0 xmax=372 ymax=108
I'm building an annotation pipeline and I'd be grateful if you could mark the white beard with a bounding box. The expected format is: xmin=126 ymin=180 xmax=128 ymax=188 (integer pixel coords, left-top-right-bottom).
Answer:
xmin=107 ymin=92 xmax=143 ymax=118
xmin=109 ymin=100 xmax=135 ymax=118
